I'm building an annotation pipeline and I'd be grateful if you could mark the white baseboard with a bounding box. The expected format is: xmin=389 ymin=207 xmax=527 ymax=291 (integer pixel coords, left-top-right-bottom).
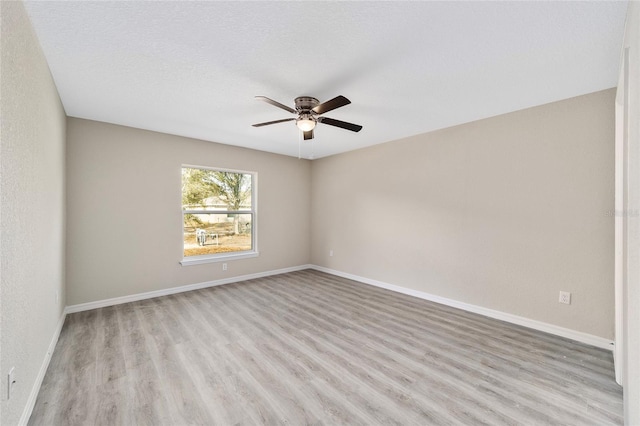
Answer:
xmin=310 ymin=265 xmax=614 ymax=351
xmin=65 ymin=264 xmax=312 ymax=314
xmin=19 ymin=309 xmax=67 ymax=426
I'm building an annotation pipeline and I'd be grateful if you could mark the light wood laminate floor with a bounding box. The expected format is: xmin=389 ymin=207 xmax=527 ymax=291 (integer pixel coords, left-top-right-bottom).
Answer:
xmin=29 ymin=270 xmax=622 ymax=425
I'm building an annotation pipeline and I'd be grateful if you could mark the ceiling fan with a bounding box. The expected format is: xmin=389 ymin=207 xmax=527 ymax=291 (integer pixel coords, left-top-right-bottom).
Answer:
xmin=252 ymin=95 xmax=363 ymax=140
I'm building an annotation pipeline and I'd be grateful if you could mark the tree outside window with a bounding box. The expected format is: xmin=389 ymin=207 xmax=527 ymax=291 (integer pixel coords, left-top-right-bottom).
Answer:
xmin=182 ymin=166 xmax=255 ymax=262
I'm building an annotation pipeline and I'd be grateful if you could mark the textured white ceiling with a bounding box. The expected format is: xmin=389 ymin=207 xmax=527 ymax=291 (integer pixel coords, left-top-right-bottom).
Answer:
xmin=24 ymin=1 xmax=627 ymax=159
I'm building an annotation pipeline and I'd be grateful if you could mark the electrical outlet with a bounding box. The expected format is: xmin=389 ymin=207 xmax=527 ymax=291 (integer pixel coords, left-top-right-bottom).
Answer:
xmin=559 ymin=291 xmax=571 ymax=305
xmin=329 ymin=250 xmax=333 ymax=257
xmin=55 ymin=290 xmax=59 ymax=303
xmin=222 ymin=263 xmax=227 ymax=271
xmin=7 ymin=367 xmax=15 ymax=400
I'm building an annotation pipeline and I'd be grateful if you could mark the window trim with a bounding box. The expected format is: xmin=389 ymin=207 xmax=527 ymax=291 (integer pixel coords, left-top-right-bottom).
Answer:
xmin=180 ymin=165 xmax=258 ymax=266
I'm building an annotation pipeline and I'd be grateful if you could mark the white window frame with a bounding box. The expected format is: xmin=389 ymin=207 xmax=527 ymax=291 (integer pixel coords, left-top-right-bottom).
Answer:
xmin=180 ymin=165 xmax=258 ymax=266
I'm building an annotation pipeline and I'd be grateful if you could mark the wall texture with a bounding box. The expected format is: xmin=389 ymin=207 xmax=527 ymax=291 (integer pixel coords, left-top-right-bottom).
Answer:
xmin=0 ymin=2 xmax=67 ymax=424
xmin=65 ymin=118 xmax=311 ymax=305
xmin=311 ymin=89 xmax=615 ymax=340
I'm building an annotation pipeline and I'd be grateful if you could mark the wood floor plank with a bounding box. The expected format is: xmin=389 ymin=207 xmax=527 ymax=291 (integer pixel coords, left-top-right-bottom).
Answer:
xmin=221 ymin=285 xmax=423 ymax=425
xmin=29 ymin=270 xmax=623 ymax=425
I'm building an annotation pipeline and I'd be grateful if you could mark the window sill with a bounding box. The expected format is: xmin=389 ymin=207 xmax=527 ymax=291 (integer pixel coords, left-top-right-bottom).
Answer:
xmin=180 ymin=251 xmax=259 ymax=266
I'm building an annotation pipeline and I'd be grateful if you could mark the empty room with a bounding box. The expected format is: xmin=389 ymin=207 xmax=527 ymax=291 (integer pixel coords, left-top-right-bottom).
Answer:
xmin=1 ymin=1 xmax=639 ymax=425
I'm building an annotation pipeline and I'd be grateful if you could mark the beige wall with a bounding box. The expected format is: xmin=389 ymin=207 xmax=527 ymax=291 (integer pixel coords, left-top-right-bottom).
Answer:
xmin=65 ymin=118 xmax=311 ymax=305
xmin=0 ymin=2 xmax=67 ymax=424
xmin=311 ymin=89 xmax=615 ymax=340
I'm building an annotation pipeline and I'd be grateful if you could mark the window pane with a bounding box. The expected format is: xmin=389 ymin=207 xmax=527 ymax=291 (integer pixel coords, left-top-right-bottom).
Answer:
xmin=183 ymin=213 xmax=252 ymax=257
xmin=182 ymin=168 xmax=252 ymax=210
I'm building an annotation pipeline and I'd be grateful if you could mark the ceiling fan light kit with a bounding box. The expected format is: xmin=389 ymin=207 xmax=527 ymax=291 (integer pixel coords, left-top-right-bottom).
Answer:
xmin=253 ymin=95 xmax=362 ymax=140
xmin=296 ymin=114 xmax=316 ymax=132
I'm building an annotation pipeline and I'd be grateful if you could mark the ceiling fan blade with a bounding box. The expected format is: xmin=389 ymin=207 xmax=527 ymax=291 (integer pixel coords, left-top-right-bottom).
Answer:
xmin=303 ymin=129 xmax=314 ymax=140
xmin=312 ymin=95 xmax=351 ymax=115
xmin=318 ymin=117 xmax=363 ymax=132
xmin=255 ymin=96 xmax=296 ymax=114
xmin=252 ymin=118 xmax=295 ymax=127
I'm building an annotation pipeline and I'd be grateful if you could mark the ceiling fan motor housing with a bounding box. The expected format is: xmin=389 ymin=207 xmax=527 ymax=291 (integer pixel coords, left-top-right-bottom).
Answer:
xmin=294 ymin=97 xmax=319 ymax=113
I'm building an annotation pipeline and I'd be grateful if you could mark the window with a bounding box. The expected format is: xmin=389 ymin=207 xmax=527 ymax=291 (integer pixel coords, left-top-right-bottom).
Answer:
xmin=181 ymin=166 xmax=256 ymax=265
